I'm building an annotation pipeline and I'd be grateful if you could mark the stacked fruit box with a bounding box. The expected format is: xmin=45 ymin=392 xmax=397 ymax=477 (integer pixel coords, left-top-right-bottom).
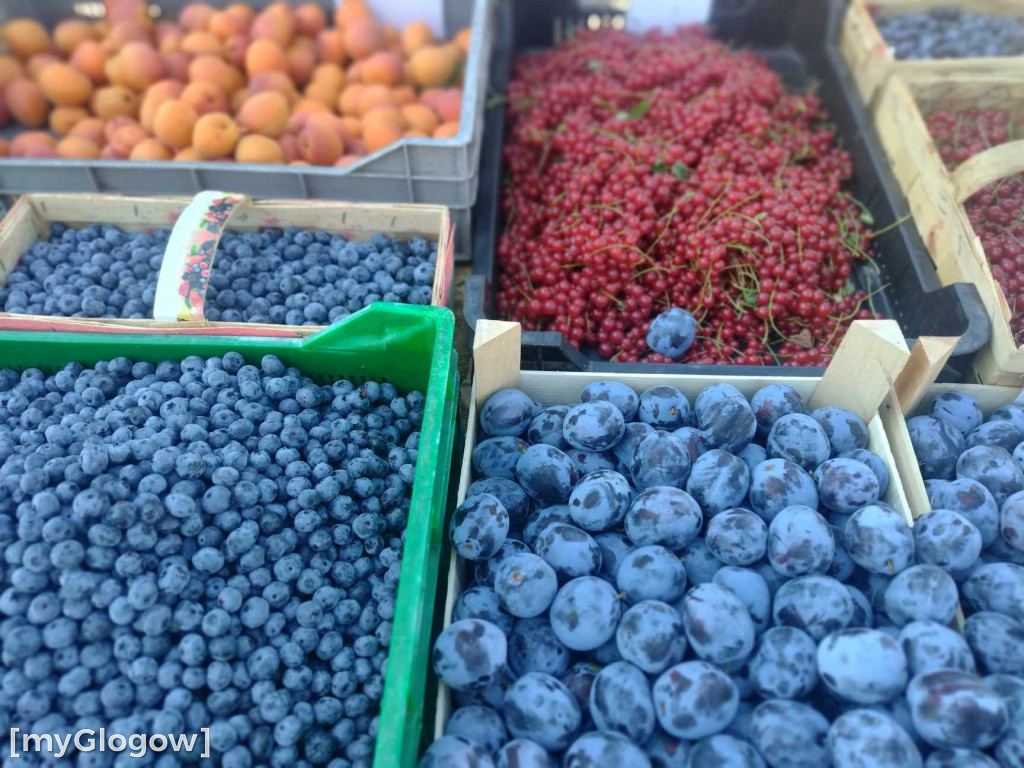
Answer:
xmin=838 ymin=0 xmax=1024 ymax=107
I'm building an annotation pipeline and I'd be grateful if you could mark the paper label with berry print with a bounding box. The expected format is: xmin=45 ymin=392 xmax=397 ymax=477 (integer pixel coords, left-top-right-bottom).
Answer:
xmin=153 ymin=191 xmax=249 ymax=322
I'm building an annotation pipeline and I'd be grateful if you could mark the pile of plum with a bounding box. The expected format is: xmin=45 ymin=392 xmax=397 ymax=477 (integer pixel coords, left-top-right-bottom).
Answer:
xmin=422 ymin=381 xmax=1024 ymax=767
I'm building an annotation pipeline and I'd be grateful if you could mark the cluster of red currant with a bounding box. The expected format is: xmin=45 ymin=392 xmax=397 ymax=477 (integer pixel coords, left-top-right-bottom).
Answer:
xmin=927 ymin=107 xmax=1024 ymax=343
xmin=494 ymin=28 xmax=877 ymax=365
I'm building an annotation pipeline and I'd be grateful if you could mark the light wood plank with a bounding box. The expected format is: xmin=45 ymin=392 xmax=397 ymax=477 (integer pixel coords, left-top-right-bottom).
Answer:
xmin=472 ymin=320 xmax=521 ymax=408
xmin=808 ymin=320 xmax=910 ymax=420
xmin=895 ymin=337 xmax=958 ymax=414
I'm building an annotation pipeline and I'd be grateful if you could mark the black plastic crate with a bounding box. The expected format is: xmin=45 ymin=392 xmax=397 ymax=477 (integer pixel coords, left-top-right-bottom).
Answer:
xmin=465 ymin=0 xmax=989 ymax=380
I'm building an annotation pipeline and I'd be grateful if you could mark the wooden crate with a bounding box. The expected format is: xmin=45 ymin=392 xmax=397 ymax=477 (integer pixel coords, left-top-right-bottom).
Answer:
xmin=0 ymin=193 xmax=454 ymax=335
xmin=839 ymin=0 xmax=1024 ymax=107
xmin=429 ymin=320 xmax=916 ymax=741
xmin=872 ymin=73 xmax=1024 ymax=385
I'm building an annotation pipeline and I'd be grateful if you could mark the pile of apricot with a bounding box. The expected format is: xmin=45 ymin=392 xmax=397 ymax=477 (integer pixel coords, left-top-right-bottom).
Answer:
xmin=0 ymin=1 xmax=469 ymax=166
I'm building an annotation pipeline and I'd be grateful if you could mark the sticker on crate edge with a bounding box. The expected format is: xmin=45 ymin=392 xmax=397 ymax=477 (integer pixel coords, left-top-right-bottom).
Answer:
xmin=152 ymin=191 xmax=249 ymax=323
xmin=626 ymin=0 xmax=712 ymax=32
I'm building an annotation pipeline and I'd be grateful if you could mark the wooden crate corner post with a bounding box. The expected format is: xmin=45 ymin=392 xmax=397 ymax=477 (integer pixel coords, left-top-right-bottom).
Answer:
xmin=808 ymin=319 xmax=911 ymax=420
xmin=472 ymin=320 xmax=522 ymax=408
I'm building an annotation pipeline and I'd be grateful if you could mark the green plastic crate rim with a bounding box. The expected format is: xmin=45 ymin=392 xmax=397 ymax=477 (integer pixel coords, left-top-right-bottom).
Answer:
xmin=0 ymin=302 xmax=459 ymax=768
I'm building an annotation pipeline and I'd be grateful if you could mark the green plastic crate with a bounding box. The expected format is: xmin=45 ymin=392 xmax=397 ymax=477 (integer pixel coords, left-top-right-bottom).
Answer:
xmin=0 ymin=302 xmax=459 ymax=768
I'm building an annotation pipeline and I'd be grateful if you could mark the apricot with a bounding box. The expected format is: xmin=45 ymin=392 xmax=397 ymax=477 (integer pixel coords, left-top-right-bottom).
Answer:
xmin=236 ymin=134 xmax=284 ymax=164
xmin=10 ymin=131 xmax=56 ymax=157
xmin=0 ymin=57 xmax=24 ymax=90
xmin=157 ymin=28 xmax=184 ymax=55
xmin=163 ymin=52 xmax=191 ymax=82
xmin=344 ymin=19 xmax=385 ymax=60
xmin=298 ymin=121 xmax=341 ymax=165
xmin=104 ymin=22 xmax=150 ymax=53
xmin=312 ymin=64 xmax=345 ymax=92
xmin=363 ymin=104 xmax=406 ymax=131
xmin=306 ymin=111 xmax=355 ymax=146
xmin=139 ymin=79 xmax=184 ymax=129
xmin=68 ymin=117 xmax=106 ymax=145
xmin=2 ymin=19 xmax=51 ymax=60
xmin=237 ymin=90 xmax=289 ymax=137
xmin=346 ymin=60 xmax=364 ymax=83
xmin=27 ymin=55 xmax=61 ymax=80
xmin=181 ymin=81 xmax=228 ymax=115
xmin=383 ymin=24 xmax=401 ymax=47
xmin=249 ymin=71 xmax=299 ymax=105
xmin=295 ymin=4 xmax=326 ymax=37
xmin=181 ymin=31 xmax=223 ymax=57
xmin=0 ymin=96 xmax=7 ymax=128
xmin=179 ymin=3 xmax=216 ymax=32
xmin=361 ymin=52 xmax=404 ymax=86
xmin=338 ymin=83 xmax=365 ymax=116
xmin=38 ymin=63 xmax=94 ymax=107
xmin=189 ymin=55 xmax=244 ymax=95
xmin=408 ymin=46 xmax=457 ymax=87
xmin=336 ymin=155 xmax=360 ymax=167
xmin=209 ymin=11 xmax=246 ymax=40
xmin=91 ymin=85 xmax=139 ymax=119
xmin=23 ymin=144 xmax=59 ymax=158
xmin=251 ymin=8 xmax=295 ymax=48
xmin=391 ymin=85 xmax=416 ymax=106
xmin=57 ymin=135 xmax=101 ymax=159
xmin=130 ymin=138 xmax=173 ymax=161
xmin=279 ymin=133 xmax=301 ymax=162
xmin=49 ymin=106 xmax=90 ymax=136
xmin=432 ymin=88 xmax=462 ymax=122
xmin=363 ymin=120 xmax=403 ymax=153
xmin=291 ymin=97 xmax=329 ymax=116
xmin=54 ymin=20 xmax=95 ymax=54
xmin=434 ymin=121 xmax=459 ymax=138
xmin=71 ymin=41 xmax=108 ymax=84
xmin=104 ymin=115 xmax=137 ymax=142
xmin=110 ymin=122 xmax=148 ymax=155
xmin=288 ymin=42 xmax=316 ymax=85
xmin=401 ymin=103 xmax=439 ymax=134
xmin=193 ymin=112 xmax=240 ymax=159
xmin=316 ymin=30 xmax=346 ymax=65
xmin=338 ymin=115 xmax=362 ymax=140
xmin=335 ymin=1 xmax=373 ymax=29
xmin=5 ymin=78 xmax=49 ymax=127
xmin=175 ymin=147 xmax=200 ymax=161
xmin=224 ymin=34 xmax=250 ymax=69
xmin=400 ymin=21 xmax=434 ymax=56
xmin=225 ymin=4 xmax=255 ymax=26
xmin=153 ymin=99 xmax=196 ymax=149
xmin=303 ymin=79 xmax=339 ymax=109
xmin=245 ymin=39 xmax=287 ymax=76
xmin=356 ymin=84 xmax=395 ymax=116
xmin=154 ymin=22 xmax=184 ymax=50
xmin=455 ymin=27 xmax=472 ymax=55
xmin=100 ymin=144 xmax=127 ymax=159
xmin=119 ymin=43 xmax=165 ymax=91
xmin=444 ymin=41 xmax=467 ymax=65
xmin=0 ymin=138 xmax=10 ymax=157
xmin=405 ymin=129 xmax=428 ymax=138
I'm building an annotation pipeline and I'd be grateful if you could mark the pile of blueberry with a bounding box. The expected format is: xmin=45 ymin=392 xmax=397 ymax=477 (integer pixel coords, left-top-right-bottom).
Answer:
xmin=0 ymin=223 xmax=438 ymax=324
xmin=0 ymin=352 xmax=425 ymax=767
xmin=423 ymin=380 xmax=1024 ymax=767
xmin=875 ymin=8 xmax=1024 ymax=60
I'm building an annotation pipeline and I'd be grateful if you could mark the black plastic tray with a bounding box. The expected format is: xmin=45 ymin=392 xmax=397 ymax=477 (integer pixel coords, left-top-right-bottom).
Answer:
xmin=464 ymin=0 xmax=989 ymax=380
